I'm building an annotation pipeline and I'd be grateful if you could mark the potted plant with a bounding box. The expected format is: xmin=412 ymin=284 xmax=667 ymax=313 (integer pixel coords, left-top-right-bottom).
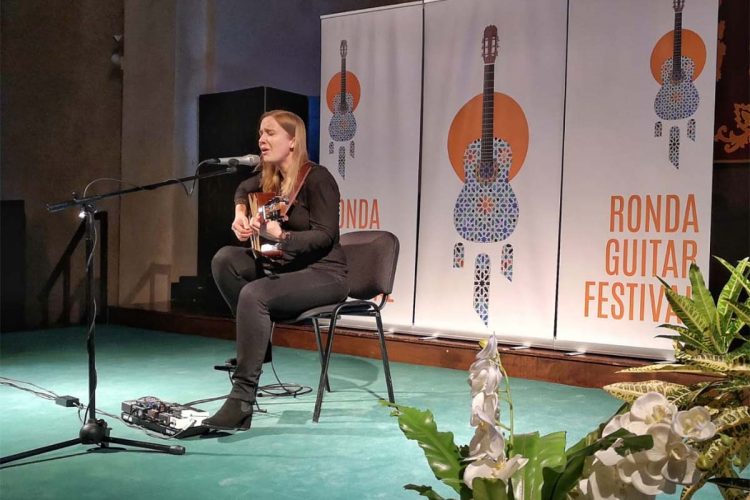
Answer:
xmin=604 ymin=256 xmax=750 ymax=498
xmin=385 ymin=257 xmax=749 ymax=499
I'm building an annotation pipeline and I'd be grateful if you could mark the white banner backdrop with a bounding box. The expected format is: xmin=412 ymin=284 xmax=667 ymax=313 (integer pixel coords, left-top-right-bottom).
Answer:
xmin=414 ymin=0 xmax=567 ymax=341
xmin=557 ymin=0 xmax=718 ymax=356
xmin=320 ymin=3 xmax=423 ymax=328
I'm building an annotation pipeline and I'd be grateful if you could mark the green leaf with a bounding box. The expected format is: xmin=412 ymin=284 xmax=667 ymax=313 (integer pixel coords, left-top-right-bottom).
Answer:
xmin=712 ymin=406 xmax=750 ymax=434
xmin=697 ymin=424 xmax=750 ymax=471
xmin=603 ymin=380 xmax=690 ymax=403
xmin=655 ymin=279 xmax=715 ymax=352
xmin=727 ymin=302 xmax=750 ymax=331
xmin=509 ymin=432 xmax=566 ymax=500
xmin=471 ymin=478 xmax=511 ymax=500
xmin=711 ymin=471 xmax=750 ymax=500
xmin=716 ymin=256 xmax=750 ymax=297
xmin=716 ymin=256 xmax=750 ymax=339
xmin=657 ymin=324 xmax=690 ymax=336
xmin=728 ymin=340 xmax=750 ymax=361
xmin=616 ymin=363 xmax=719 ymax=375
xmin=404 ymin=484 xmax=451 ymax=500
xmin=691 ymin=354 xmax=750 ymax=376
xmin=563 ymin=403 xmax=628 ymax=458
xmin=688 ymin=263 xmax=722 ymax=350
xmin=384 ymin=402 xmax=464 ymax=494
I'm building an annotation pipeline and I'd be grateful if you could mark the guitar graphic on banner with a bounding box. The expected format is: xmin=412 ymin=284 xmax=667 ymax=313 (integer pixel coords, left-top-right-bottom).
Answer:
xmin=651 ymin=0 xmax=706 ymax=168
xmin=448 ymin=25 xmax=528 ymax=326
xmin=326 ymin=40 xmax=360 ymax=179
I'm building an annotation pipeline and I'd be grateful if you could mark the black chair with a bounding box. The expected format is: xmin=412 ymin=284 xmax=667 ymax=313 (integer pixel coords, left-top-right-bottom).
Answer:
xmin=276 ymin=230 xmax=399 ymax=422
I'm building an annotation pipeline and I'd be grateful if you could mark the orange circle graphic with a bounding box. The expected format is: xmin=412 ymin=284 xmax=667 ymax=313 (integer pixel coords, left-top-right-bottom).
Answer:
xmin=650 ymin=29 xmax=706 ymax=84
xmin=326 ymin=71 xmax=361 ymax=113
xmin=447 ymin=92 xmax=529 ymax=182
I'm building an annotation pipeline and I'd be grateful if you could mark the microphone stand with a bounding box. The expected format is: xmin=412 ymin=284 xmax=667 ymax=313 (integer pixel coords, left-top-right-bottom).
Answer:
xmin=0 ymin=164 xmax=239 ymax=465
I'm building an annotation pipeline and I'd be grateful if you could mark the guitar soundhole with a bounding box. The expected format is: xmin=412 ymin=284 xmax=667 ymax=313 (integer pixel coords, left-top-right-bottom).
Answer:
xmin=478 ymin=161 xmax=497 ymax=183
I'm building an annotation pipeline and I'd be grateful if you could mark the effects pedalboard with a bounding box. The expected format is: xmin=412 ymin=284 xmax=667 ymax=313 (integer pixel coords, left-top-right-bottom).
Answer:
xmin=121 ymin=396 xmax=210 ymax=438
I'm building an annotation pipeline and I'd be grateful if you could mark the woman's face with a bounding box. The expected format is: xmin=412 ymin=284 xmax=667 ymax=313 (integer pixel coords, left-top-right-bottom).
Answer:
xmin=258 ymin=116 xmax=295 ymax=168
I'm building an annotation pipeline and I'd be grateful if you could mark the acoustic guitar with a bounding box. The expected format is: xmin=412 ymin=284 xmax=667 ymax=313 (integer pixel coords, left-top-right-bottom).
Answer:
xmin=248 ymin=192 xmax=288 ymax=259
xmin=328 ymin=40 xmax=357 ymax=142
xmin=654 ymin=0 xmax=699 ymax=120
xmin=453 ymin=25 xmax=519 ymax=244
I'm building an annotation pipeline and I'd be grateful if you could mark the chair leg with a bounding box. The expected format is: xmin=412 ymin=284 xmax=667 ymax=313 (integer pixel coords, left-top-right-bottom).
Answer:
xmin=375 ymin=311 xmax=395 ymax=403
xmin=312 ymin=318 xmax=331 ymax=392
xmin=313 ymin=316 xmax=338 ymax=423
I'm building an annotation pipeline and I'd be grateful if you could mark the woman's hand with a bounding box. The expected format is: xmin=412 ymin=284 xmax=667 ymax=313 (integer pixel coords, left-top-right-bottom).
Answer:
xmin=231 ymin=212 xmax=255 ymax=242
xmin=248 ymin=212 xmax=263 ymax=234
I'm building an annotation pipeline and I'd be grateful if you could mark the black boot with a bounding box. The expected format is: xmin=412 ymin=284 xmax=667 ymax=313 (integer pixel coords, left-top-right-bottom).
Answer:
xmin=204 ymin=397 xmax=253 ymax=430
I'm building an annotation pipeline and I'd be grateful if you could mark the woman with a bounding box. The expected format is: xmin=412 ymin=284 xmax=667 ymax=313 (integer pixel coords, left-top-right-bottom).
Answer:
xmin=206 ymin=110 xmax=349 ymax=430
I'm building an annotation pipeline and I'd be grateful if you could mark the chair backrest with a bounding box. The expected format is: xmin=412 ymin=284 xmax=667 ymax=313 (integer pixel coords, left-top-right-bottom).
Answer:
xmin=340 ymin=230 xmax=399 ymax=301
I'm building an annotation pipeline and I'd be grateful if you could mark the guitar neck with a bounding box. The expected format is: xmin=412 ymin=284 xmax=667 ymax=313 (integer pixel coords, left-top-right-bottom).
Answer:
xmin=480 ymin=63 xmax=495 ymax=167
xmin=339 ymin=56 xmax=347 ymax=110
xmin=672 ymin=12 xmax=683 ymax=80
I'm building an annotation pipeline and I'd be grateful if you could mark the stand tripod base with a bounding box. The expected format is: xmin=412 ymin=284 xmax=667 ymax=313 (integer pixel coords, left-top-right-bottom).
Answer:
xmin=0 ymin=419 xmax=184 ymax=465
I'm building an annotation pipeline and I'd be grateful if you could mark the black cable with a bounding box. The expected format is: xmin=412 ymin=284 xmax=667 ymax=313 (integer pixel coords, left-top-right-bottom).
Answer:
xmin=258 ymin=360 xmax=311 ymax=397
xmin=159 ymin=158 xmax=220 ymax=198
xmin=82 ymin=178 xmax=143 ymax=199
xmin=0 ymin=378 xmax=58 ymax=401
xmin=80 ymin=158 xmax=217 ymax=203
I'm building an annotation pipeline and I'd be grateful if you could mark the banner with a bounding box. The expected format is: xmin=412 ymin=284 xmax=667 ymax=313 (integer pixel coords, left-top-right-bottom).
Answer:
xmin=557 ymin=0 xmax=718 ymax=355
xmin=320 ymin=3 xmax=423 ymax=328
xmin=414 ymin=0 xmax=567 ymax=341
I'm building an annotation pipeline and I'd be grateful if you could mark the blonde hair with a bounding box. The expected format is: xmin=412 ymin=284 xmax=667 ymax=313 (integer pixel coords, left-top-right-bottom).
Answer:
xmin=259 ymin=110 xmax=309 ymax=197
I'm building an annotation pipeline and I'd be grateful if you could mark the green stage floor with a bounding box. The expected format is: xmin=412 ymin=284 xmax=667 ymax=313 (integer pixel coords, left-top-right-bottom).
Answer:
xmin=0 ymin=326 xmax=726 ymax=499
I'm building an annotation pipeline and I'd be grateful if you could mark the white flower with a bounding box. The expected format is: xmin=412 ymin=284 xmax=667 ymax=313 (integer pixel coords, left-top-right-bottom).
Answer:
xmin=588 ymin=393 xmax=709 ymax=498
xmin=476 ymin=334 xmax=498 ymax=361
xmin=468 ymin=420 xmax=505 ymax=459
xmin=661 ymin=441 xmax=700 ymax=485
xmin=629 ymin=392 xmax=676 ymax=427
xmin=593 ymin=438 xmax=625 ymax=467
xmin=579 ymin=459 xmax=654 ymax=500
xmin=470 ymin=389 xmax=498 ymax=427
xmin=617 ymin=450 xmax=673 ymax=496
xmin=614 ymin=423 xmax=700 ymax=495
xmin=672 ymin=407 xmax=716 ymax=442
xmin=463 ymin=454 xmax=528 ymax=489
xmin=602 ymin=413 xmax=632 ymax=437
xmin=643 ymin=423 xmax=700 ymax=486
xmin=468 ymin=357 xmax=501 ymax=396
xmin=604 ymin=393 xmax=677 ymax=437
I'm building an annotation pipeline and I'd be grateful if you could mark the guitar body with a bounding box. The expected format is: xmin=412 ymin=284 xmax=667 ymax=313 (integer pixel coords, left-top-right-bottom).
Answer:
xmin=248 ymin=192 xmax=287 ymax=259
xmin=453 ymin=137 xmax=518 ymax=243
xmin=654 ymin=56 xmax=699 ymax=120
xmin=328 ymin=93 xmax=357 ymax=141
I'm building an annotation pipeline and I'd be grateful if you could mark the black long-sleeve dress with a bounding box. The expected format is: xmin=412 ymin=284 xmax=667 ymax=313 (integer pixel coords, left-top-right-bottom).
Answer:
xmin=212 ymin=163 xmax=348 ymax=401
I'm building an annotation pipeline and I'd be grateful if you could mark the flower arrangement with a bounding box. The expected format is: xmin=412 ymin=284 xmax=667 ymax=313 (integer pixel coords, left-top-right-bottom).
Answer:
xmin=385 ymin=257 xmax=749 ymax=499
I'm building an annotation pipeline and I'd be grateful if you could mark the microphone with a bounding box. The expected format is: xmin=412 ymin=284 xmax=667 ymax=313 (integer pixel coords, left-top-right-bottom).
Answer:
xmin=210 ymin=154 xmax=261 ymax=167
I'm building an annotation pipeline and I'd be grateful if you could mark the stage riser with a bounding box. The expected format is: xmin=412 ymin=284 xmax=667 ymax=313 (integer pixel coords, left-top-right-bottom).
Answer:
xmin=109 ymin=306 xmax=712 ymax=389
